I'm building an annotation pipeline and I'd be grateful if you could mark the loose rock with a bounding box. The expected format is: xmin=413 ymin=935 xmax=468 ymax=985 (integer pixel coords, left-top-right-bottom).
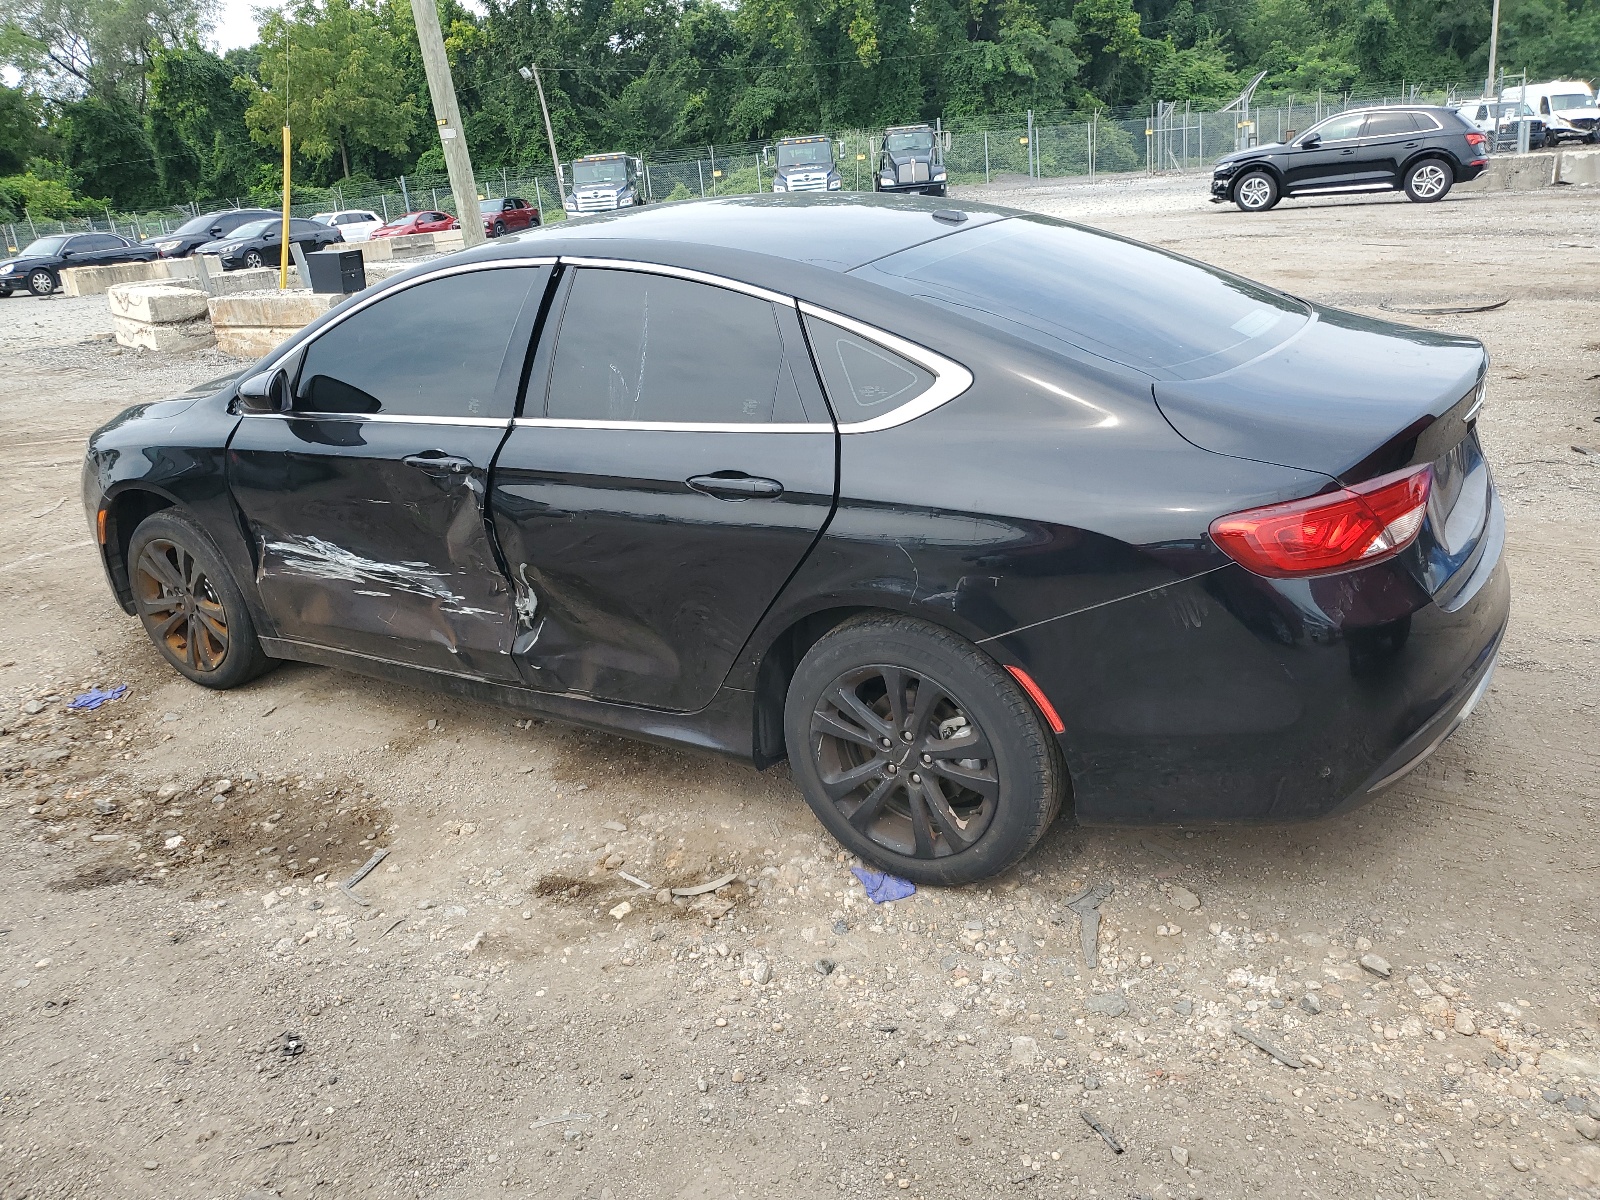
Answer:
xmin=1171 ymin=1146 xmax=1190 ymax=1168
xmin=1010 ymin=1036 xmax=1039 ymax=1066
xmin=1169 ymin=886 xmax=1201 ymax=911
xmin=1085 ymin=991 xmax=1127 ymax=1018
xmin=1359 ymin=953 xmax=1392 ymax=978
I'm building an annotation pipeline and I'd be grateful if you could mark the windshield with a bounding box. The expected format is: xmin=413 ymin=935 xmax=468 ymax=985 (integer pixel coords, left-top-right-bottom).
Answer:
xmin=573 ymin=160 xmax=628 ymax=185
xmin=19 ymin=236 xmax=68 ymax=257
xmin=777 ymin=141 xmax=834 ymax=168
xmin=885 ymin=130 xmax=934 ymax=153
xmin=478 ymin=200 xmax=500 ymax=213
xmin=1549 ymin=92 xmax=1597 ymax=110
xmin=858 ymin=216 xmax=1310 ymax=382
xmin=228 ymin=220 xmax=275 ymax=239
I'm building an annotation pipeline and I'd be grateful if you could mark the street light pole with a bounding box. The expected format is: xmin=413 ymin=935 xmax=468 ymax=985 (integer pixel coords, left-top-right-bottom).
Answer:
xmin=408 ymin=0 xmax=485 ymax=247
xmin=520 ymin=65 xmax=566 ymax=199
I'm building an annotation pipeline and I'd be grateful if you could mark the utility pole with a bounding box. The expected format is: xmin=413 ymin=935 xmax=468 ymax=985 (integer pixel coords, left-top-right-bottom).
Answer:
xmin=408 ymin=0 xmax=485 ymax=247
xmin=520 ymin=65 xmax=566 ymax=197
xmin=1486 ymin=0 xmax=1502 ymax=96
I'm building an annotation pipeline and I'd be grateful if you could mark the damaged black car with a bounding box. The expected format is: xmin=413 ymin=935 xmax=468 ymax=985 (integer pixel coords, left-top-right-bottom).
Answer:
xmin=82 ymin=194 xmax=1509 ymax=885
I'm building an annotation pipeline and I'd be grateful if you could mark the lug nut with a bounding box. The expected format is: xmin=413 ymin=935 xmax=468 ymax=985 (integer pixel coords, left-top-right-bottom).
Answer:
xmin=910 ymin=773 xmax=921 ymax=784
xmin=921 ymin=753 xmax=932 ymax=765
xmin=886 ymin=763 xmax=898 ymax=775
xmin=879 ymin=737 xmax=892 ymax=748
xmin=900 ymin=731 xmax=913 ymax=742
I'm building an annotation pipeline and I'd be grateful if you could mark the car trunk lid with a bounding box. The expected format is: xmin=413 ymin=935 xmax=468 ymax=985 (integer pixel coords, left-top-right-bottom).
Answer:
xmin=1154 ymin=304 xmax=1491 ymax=595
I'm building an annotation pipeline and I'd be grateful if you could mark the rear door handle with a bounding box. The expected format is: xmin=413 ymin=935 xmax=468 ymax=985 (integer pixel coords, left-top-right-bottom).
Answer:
xmin=403 ymin=451 xmax=473 ymax=474
xmin=686 ymin=473 xmax=784 ymax=500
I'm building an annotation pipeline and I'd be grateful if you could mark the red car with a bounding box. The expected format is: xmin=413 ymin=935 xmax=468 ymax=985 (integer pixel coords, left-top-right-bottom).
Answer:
xmin=480 ymin=197 xmax=541 ymax=237
xmin=370 ymin=210 xmax=459 ymax=238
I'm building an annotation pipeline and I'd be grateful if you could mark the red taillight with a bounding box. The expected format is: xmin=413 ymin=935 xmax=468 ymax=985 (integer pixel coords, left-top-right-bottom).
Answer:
xmin=1465 ymin=131 xmax=1487 ymax=146
xmin=1210 ymin=465 xmax=1433 ymax=578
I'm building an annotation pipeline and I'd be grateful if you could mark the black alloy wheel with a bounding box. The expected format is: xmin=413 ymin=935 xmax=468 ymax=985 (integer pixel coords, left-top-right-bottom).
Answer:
xmin=785 ymin=614 xmax=1067 ymax=885
xmin=492 ymin=220 xmax=507 ymax=237
xmin=243 ymin=249 xmax=265 ymax=269
xmin=129 ymin=511 xmax=272 ymax=689
xmin=26 ymin=268 xmax=55 ymax=296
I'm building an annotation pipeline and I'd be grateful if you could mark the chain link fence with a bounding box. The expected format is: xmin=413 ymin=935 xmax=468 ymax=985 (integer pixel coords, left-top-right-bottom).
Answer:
xmin=4 ymin=75 xmax=1508 ymax=253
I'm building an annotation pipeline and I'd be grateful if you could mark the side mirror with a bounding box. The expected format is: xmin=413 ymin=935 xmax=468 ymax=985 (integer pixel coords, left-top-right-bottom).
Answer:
xmin=1300 ymin=134 xmax=1321 ymax=149
xmin=209 ymin=226 xmax=223 ymax=237
xmin=59 ymin=248 xmax=75 ymax=258
xmin=237 ymin=367 xmax=291 ymax=415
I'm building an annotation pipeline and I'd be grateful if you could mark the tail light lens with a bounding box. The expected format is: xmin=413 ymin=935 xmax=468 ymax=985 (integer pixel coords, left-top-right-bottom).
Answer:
xmin=1465 ymin=131 xmax=1487 ymax=146
xmin=1210 ymin=465 xmax=1433 ymax=578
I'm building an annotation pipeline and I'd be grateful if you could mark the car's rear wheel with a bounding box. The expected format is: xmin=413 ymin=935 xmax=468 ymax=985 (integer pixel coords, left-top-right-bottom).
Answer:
xmin=784 ymin=614 xmax=1067 ymax=886
xmin=1234 ymin=170 xmax=1279 ymax=212
xmin=26 ymin=268 xmax=55 ymax=296
xmin=1404 ymin=159 xmax=1453 ymax=202
xmin=243 ymin=249 xmax=265 ymax=269
xmin=129 ymin=511 xmax=272 ymax=690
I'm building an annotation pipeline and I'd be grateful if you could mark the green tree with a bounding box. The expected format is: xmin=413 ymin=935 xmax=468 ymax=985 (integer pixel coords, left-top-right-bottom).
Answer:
xmin=0 ymin=83 xmax=41 ymax=172
xmin=148 ymin=45 xmax=266 ymax=203
xmin=242 ymin=0 xmax=418 ymax=180
xmin=0 ymin=0 xmax=214 ymax=105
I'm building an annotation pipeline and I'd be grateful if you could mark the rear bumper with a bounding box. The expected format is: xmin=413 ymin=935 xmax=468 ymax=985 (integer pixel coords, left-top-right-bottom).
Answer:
xmin=1459 ymin=159 xmax=1488 ymax=180
xmin=992 ymin=494 xmax=1510 ymax=825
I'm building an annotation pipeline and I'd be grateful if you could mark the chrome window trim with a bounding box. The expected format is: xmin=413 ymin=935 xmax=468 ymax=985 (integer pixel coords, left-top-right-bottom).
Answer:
xmin=240 ymin=411 xmax=511 ymax=428
xmin=260 ymin=256 xmax=558 ymax=375
xmin=798 ymin=301 xmax=974 ymax=434
xmin=559 ymin=256 xmax=796 ymax=307
xmin=513 ymin=418 xmax=828 ymax=433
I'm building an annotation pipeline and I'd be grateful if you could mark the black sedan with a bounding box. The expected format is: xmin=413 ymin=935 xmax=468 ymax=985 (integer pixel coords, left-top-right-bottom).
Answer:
xmin=0 ymin=231 xmax=158 ymax=297
xmin=1211 ymin=105 xmax=1489 ymax=211
xmin=195 ymin=217 xmax=343 ymax=270
xmin=146 ymin=207 xmax=280 ymax=259
xmin=81 ymin=195 xmax=1508 ymax=885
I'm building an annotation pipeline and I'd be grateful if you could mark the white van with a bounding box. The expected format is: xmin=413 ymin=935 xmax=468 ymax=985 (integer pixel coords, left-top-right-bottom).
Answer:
xmin=1501 ymin=81 xmax=1598 ymax=145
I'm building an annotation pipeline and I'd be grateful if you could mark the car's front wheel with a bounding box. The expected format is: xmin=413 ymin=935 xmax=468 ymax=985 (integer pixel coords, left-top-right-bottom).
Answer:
xmin=26 ymin=268 xmax=55 ymax=296
xmin=243 ymin=249 xmax=265 ymax=269
xmin=492 ymin=221 xmax=507 ymax=237
xmin=129 ymin=510 xmax=273 ymax=689
xmin=1404 ymin=159 xmax=1453 ymax=202
xmin=1234 ymin=169 xmax=1279 ymax=212
xmin=784 ymin=614 xmax=1067 ymax=886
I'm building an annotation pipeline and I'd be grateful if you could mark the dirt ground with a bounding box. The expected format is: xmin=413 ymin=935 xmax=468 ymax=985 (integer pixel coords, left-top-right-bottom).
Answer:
xmin=1 ymin=176 xmax=1598 ymax=1200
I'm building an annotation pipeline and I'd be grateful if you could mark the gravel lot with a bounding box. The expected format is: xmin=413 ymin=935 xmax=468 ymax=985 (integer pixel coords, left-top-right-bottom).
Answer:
xmin=1 ymin=177 xmax=1598 ymax=1200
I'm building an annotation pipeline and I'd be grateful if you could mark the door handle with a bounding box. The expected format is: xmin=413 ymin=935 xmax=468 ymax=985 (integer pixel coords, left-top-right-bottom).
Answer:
xmin=686 ymin=472 xmax=784 ymax=500
xmin=403 ymin=451 xmax=473 ymax=474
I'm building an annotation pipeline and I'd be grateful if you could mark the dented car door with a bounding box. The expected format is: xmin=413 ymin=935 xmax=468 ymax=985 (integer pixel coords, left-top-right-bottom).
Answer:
xmin=226 ymin=263 xmax=552 ymax=678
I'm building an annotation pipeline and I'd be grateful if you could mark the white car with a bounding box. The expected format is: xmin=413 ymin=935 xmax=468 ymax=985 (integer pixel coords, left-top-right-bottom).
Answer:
xmin=1499 ymin=81 xmax=1599 ymax=145
xmin=310 ymin=209 xmax=383 ymax=242
xmin=1452 ymin=100 xmax=1547 ymax=150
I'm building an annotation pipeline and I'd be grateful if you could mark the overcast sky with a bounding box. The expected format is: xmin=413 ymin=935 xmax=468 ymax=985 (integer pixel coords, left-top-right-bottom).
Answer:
xmin=211 ymin=0 xmax=268 ymax=52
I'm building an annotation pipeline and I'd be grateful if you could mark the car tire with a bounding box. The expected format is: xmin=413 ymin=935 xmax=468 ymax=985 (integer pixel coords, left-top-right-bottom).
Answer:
xmin=783 ymin=613 xmax=1068 ymax=886
xmin=26 ymin=268 xmax=55 ymax=296
xmin=1234 ymin=169 xmax=1279 ymax=212
xmin=0 ymin=288 xmax=12 ymax=298
xmin=1404 ymin=159 xmax=1453 ymax=203
xmin=492 ymin=221 xmax=507 ymax=237
xmin=243 ymin=249 xmax=265 ymax=269
xmin=128 ymin=510 xmax=274 ymax=690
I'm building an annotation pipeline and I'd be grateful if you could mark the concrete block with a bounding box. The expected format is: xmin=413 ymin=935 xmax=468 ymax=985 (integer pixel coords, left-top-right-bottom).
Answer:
xmin=106 ymin=282 xmax=208 ymax=324
xmin=1556 ymin=148 xmax=1600 ymax=185
xmin=209 ymin=289 xmax=343 ymax=359
xmin=431 ymin=230 xmax=465 ymax=253
xmin=1477 ymin=152 xmax=1558 ymax=191
xmin=359 ymin=233 xmax=441 ymax=262
xmin=60 ymin=259 xmax=176 ymax=297
xmin=111 ymin=313 xmax=214 ymax=352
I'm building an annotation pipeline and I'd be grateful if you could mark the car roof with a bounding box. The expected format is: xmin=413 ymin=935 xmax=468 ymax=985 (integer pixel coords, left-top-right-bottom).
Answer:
xmin=1339 ymin=104 xmax=1458 ymax=114
xmin=493 ymin=194 xmax=1009 ymax=273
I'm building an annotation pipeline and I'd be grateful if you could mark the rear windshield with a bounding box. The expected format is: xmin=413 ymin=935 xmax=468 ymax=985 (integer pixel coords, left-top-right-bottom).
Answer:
xmin=857 ymin=216 xmax=1310 ymax=381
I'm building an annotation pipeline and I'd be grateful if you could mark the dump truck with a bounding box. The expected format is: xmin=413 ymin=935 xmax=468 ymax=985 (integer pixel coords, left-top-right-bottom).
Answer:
xmin=564 ymin=153 xmax=647 ymax=215
xmin=769 ymin=135 xmax=842 ymax=192
xmin=874 ymin=123 xmax=951 ymax=196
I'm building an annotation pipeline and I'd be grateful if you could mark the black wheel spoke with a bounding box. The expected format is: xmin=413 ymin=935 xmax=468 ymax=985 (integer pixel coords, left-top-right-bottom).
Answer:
xmin=880 ymin=666 xmax=909 ymax=730
xmin=928 ymin=757 xmax=1000 ymax=799
xmin=908 ymin=792 xmax=937 ymax=857
xmin=829 ymin=684 xmax=892 ymax=741
xmin=138 ymin=550 xmax=184 ymax=593
xmin=811 ymin=708 xmax=877 ymax=750
xmin=155 ymin=610 xmax=186 ymax=639
xmin=847 ymin=776 xmax=898 ymax=832
xmin=919 ymin=777 xmax=979 ymax=850
xmin=905 ymin=676 xmax=945 ymax=740
xmin=820 ymin=758 xmax=885 ymax=800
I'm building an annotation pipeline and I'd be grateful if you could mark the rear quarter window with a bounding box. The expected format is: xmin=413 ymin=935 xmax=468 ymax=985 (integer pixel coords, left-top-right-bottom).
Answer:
xmin=854 ymin=216 xmax=1310 ymax=382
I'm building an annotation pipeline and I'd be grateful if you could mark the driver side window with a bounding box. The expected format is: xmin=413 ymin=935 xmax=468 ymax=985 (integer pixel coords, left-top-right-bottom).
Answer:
xmin=1312 ymin=114 xmax=1365 ymax=142
xmin=296 ymin=267 xmax=548 ymax=419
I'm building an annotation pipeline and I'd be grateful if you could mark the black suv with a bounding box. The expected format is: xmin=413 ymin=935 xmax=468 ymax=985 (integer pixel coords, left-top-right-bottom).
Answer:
xmin=147 ymin=208 xmax=280 ymax=258
xmin=1211 ymin=106 xmax=1489 ymax=212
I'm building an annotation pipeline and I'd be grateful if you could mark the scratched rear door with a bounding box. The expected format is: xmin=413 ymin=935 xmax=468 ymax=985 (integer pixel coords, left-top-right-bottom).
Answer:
xmin=227 ymin=263 xmax=551 ymax=680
